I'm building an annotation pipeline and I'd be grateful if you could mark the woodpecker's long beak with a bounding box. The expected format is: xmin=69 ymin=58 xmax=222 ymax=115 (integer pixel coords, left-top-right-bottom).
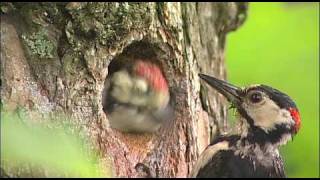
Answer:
xmin=199 ymin=74 xmax=242 ymax=106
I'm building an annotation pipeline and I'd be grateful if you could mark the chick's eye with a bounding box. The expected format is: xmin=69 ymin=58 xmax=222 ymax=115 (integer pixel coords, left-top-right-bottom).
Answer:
xmin=249 ymin=92 xmax=263 ymax=103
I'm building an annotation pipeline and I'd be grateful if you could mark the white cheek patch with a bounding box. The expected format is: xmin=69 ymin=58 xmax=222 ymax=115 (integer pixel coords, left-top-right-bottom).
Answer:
xmin=244 ymin=98 xmax=295 ymax=132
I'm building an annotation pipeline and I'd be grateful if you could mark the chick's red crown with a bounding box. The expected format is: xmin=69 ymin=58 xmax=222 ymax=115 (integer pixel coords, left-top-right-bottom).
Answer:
xmin=134 ymin=60 xmax=169 ymax=93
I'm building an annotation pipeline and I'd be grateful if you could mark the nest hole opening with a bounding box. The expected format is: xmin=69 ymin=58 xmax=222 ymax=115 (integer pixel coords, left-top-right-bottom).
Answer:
xmin=102 ymin=41 xmax=174 ymax=134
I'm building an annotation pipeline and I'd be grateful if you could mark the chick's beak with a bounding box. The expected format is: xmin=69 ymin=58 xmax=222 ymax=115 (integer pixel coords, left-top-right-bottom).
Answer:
xmin=199 ymin=73 xmax=243 ymax=107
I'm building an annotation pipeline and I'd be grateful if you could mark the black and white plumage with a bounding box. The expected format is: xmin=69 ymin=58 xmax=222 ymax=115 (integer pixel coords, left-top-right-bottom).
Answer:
xmin=190 ymin=74 xmax=301 ymax=178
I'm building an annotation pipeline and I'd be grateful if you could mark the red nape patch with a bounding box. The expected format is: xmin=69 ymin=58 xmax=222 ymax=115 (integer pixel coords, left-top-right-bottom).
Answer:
xmin=134 ymin=60 xmax=168 ymax=93
xmin=289 ymin=108 xmax=301 ymax=133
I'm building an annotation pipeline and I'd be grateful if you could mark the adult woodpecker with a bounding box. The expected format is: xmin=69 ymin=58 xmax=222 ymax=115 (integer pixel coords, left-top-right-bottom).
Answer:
xmin=190 ymin=74 xmax=301 ymax=178
xmin=102 ymin=60 xmax=172 ymax=133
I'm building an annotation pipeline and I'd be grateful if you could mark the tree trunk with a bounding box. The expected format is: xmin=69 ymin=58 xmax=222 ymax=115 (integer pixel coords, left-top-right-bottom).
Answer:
xmin=0 ymin=2 xmax=247 ymax=178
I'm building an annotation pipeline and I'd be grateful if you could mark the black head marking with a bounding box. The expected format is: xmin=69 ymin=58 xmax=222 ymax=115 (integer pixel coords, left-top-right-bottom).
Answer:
xmin=239 ymin=85 xmax=299 ymax=145
xmin=245 ymin=85 xmax=297 ymax=110
xmin=198 ymin=74 xmax=299 ymax=145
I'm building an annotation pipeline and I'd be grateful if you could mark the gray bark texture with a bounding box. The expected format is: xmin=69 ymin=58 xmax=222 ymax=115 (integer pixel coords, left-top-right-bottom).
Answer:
xmin=0 ymin=2 xmax=247 ymax=178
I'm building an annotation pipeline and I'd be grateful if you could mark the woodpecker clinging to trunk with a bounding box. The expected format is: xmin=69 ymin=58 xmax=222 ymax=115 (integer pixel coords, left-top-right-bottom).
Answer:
xmin=190 ymin=74 xmax=301 ymax=178
xmin=102 ymin=59 xmax=172 ymax=133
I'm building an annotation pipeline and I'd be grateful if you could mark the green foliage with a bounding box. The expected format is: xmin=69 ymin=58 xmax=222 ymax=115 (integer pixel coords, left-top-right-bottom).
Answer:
xmin=1 ymin=111 xmax=112 ymax=177
xmin=226 ymin=2 xmax=319 ymax=177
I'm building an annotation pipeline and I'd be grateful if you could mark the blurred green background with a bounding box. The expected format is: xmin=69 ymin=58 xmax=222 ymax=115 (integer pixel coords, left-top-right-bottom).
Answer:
xmin=225 ymin=2 xmax=319 ymax=178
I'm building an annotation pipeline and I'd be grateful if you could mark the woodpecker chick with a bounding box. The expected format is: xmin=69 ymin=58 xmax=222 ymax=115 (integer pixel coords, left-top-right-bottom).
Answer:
xmin=103 ymin=60 xmax=172 ymax=133
xmin=190 ymin=74 xmax=301 ymax=178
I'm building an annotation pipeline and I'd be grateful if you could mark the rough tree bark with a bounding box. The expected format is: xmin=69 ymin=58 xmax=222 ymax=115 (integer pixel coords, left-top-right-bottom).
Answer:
xmin=0 ymin=2 xmax=247 ymax=178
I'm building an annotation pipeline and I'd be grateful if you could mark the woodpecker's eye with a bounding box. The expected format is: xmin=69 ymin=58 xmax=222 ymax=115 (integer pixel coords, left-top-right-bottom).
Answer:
xmin=249 ymin=92 xmax=263 ymax=103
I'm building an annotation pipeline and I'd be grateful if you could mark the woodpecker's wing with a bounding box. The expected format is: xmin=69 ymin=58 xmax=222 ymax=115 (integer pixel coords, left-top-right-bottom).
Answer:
xmin=191 ymin=147 xmax=287 ymax=178
xmin=192 ymin=150 xmax=285 ymax=178
xmin=190 ymin=135 xmax=287 ymax=178
xmin=190 ymin=135 xmax=241 ymax=178
xmin=190 ymin=141 xmax=230 ymax=178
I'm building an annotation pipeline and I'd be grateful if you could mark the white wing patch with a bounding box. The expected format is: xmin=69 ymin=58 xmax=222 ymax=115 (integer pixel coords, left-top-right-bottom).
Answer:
xmin=189 ymin=141 xmax=229 ymax=178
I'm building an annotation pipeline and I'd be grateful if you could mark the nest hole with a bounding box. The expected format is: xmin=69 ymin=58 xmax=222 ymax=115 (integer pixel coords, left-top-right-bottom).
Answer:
xmin=107 ymin=41 xmax=165 ymax=76
xmin=102 ymin=41 xmax=174 ymax=134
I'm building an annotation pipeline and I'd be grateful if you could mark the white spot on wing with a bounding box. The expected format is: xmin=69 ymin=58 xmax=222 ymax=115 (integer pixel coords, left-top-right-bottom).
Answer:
xmin=189 ymin=141 xmax=229 ymax=177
